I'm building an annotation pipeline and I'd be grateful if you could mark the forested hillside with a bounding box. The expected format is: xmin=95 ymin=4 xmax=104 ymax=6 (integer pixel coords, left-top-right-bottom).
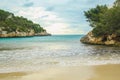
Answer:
xmin=0 ymin=9 xmax=50 ymax=37
xmin=84 ymin=0 xmax=120 ymax=37
xmin=81 ymin=0 xmax=120 ymax=46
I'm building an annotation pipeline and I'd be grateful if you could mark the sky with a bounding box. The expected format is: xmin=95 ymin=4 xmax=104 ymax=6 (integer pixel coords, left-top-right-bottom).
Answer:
xmin=0 ymin=0 xmax=115 ymax=35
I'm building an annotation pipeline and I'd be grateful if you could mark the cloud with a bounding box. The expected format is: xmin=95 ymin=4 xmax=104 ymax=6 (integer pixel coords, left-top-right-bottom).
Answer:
xmin=0 ymin=0 xmax=116 ymax=34
xmin=45 ymin=23 xmax=86 ymax=34
xmin=45 ymin=23 xmax=70 ymax=34
xmin=23 ymin=2 xmax=34 ymax=7
xmin=11 ymin=7 xmax=71 ymax=34
xmin=13 ymin=7 xmax=64 ymax=23
xmin=14 ymin=7 xmax=49 ymax=19
xmin=12 ymin=6 xmax=86 ymax=34
xmin=46 ymin=6 xmax=55 ymax=11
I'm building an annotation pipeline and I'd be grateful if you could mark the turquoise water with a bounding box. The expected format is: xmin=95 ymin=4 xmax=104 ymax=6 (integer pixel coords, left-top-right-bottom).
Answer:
xmin=0 ymin=35 xmax=120 ymax=73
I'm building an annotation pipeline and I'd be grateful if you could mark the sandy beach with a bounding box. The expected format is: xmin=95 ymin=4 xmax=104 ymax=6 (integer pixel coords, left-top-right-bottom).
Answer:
xmin=0 ymin=64 xmax=120 ymax=80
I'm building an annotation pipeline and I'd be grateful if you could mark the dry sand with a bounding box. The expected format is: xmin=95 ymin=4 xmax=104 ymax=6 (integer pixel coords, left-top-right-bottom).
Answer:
xmin=0 ymin=64 xmax=120 ymax=80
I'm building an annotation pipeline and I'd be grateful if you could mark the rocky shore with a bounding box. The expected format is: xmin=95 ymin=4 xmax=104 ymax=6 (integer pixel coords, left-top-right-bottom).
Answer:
xmin=80 ymin=31 xmax=120 ymax=46
xmin=0 ymin=9 xmax=51 ymax=38
xmin=0 ymin=30 xmax=51 ymax=38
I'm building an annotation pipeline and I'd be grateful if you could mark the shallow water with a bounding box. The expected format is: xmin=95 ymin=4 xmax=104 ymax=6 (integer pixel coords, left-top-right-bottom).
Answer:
xmin=0 ymin=35 xmax=120 ymax=73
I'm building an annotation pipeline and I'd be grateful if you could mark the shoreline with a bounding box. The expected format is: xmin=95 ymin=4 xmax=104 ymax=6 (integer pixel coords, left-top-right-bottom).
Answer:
xmin=80 ymin=31 xmax=120 ymax=47
xmin=0 ymin=31 xmax=51 ymax=38
xmin=0 ymin=64 xmax=120 ymax=80
xmin=0 ymin=34 xmax=51 ymax=38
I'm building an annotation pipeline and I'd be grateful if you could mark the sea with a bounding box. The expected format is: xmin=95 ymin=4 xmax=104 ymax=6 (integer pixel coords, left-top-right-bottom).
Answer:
xmin=0 ymin=35 xmax=120 ymax=73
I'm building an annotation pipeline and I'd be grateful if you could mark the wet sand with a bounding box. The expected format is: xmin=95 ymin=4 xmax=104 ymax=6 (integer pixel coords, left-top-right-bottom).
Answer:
xmin=0 ymin=64 xmax=120 ymax=80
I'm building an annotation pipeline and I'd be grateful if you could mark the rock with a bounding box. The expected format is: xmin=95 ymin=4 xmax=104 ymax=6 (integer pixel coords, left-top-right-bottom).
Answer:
xmin=80 ymin=31 xmax=120 ymax=46
xmin=105 ymin=40 xmax=115 ymax=45
xmin=0 ymin=30 xmax=51 ymax=38
xmin=80 ymin=31 xmax=104 ymax=44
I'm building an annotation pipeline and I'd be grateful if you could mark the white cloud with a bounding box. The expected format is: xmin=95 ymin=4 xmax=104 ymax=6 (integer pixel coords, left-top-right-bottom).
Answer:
xmin=13 ymin=7 xmax=53 ymax=20
xmin=0 ymin=0 xmax=115 ymax=35
xmin=11 ymin=7 xmax=78 ymax=34
xmin=45 ymin=23 xmax=70 ymax=34
xmin=45 ymin=23 xmax=86 ymax=35
xmin=11 ymin=6 xmax=87 ymax=35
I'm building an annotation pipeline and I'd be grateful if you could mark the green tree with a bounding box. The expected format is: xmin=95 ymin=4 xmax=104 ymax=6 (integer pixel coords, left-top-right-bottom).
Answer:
xmin=101 ymin=6 xmax=120 ymax=35
xmin=114 ymin=0 xmax=120 ymax=7
xmin=84 ymin=5 xmax=108 ymax=27
xmin=84 ymin=0 xmax=120 ymax=37
xmin=0 ymin=9 xmax=45 ymax=33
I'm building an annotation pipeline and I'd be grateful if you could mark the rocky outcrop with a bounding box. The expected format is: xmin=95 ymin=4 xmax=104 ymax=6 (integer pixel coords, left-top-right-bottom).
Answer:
xmin=0 ymin=30 xmax=51 ymax=38
xmin=80 ymin=31 xmax=120 ymax=46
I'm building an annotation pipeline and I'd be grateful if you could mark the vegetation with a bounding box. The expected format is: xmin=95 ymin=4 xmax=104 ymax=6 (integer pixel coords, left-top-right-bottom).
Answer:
xmin=84 ymin=0 xmax=120 ymax=37
xmin=0 ymin=9 xmax=45 ymax=33
xmin=114 ymin=0 xmax=120 ymax=7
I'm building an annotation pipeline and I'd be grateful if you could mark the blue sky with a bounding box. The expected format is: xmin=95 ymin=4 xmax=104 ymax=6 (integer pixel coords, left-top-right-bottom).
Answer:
xmin=0 ymin=0 xmax=115 ymax=34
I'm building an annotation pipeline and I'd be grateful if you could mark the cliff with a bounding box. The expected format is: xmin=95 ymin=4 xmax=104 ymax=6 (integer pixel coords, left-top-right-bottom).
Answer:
xmin=0 ymin=9 xmax=51 ymax=38
xmin=0 ymin=29 xmax=51 ymax=37
xmin=80 ymin=31 xmax=120 ymax=46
